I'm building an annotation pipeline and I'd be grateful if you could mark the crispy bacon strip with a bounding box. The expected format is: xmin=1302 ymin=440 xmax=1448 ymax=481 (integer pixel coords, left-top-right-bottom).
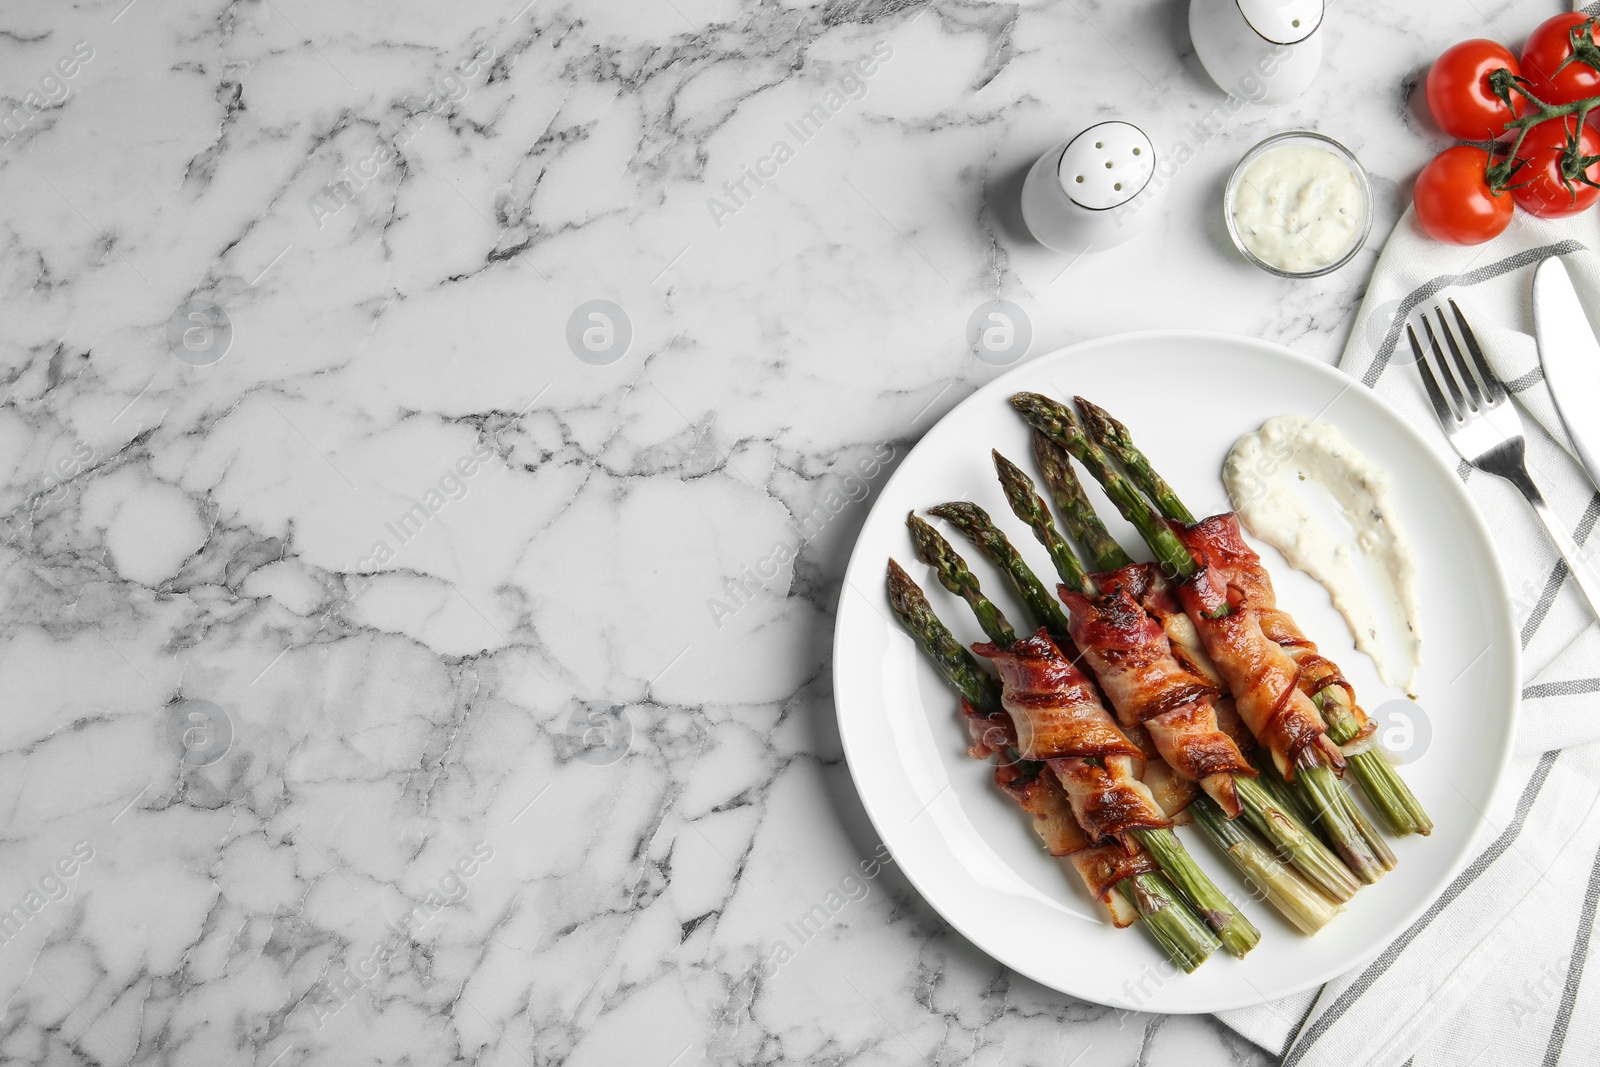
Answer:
xmin=1172 ymin=557 xmax=1342 ymax=779
xmin=1123 ymin=724 xmax=1199 ymax=821
xmin=959 ymin=700 xmax=1176 ymax=830
xmin=1125 ymin=569 xmax=1256 ymax=760
xmin=1048 ymin=755 xmax=1171 ymax=847
xmin=1060 ymin=566 xmax=1253 ymax=814
xmin=1066 ymin=845 xmax=1157 ymax=926
xmin=1061 ymin=569 xmax=1220 ymax=719
xmin=961 ymin=698 xmax=1016 ymax=760
xmin=972 ymin=629 xmax=1142 ymax=762
xmin=981 ymin=711 xmax=1149 ymax=926
xmin=1106 ymin=564 xmax=1224 ymax=690
xmin=1212 ymin=696 xmax=1254 ymax=754
xmin=994 ymin=755 xmax=1089 ymax=856
xmin=1177 ymin=514 xmax=1376 ymax=747
xmin=959 ymin=649 xmax=1171 ymax=848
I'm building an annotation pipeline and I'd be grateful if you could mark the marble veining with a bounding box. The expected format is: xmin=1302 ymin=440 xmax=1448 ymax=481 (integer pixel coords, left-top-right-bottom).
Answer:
xmin=0 ymin=0 xmax=1549 ymax=1064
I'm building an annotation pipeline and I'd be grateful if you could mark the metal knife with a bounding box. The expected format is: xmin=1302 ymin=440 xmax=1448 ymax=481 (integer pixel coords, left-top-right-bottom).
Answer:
xmin=1533 ymin=255 xmax=1600 ymax=491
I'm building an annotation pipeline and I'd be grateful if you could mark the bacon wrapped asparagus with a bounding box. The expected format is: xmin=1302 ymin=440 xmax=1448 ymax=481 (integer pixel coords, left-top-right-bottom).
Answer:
xmin=972 ymin=627 xmax=1145 ymax=764
xmin=1025 ymin=433 xmax=1362 ymax=896
xmin=1031 ymin=433 xmax=1225 ymax=695
xmin=1013 ymin=392 xmax=1394 ymax=885
xmin=885 ymin=559 xmax=1220 ymax=970
xmin=909 ymin=514 xmax=1260 ymax=955
xmin=1077 ymin=398 xmax=1431 ymax=838
xmin=990 ymin=450 xmax=1350 ymax=922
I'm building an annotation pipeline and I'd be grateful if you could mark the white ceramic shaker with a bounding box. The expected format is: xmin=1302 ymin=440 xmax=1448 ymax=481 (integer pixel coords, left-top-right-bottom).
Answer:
xmin=1189 ymin=0 xmax=1323 ymax=105
xmin=1020 ymin=121 xmax=1163 ymax=256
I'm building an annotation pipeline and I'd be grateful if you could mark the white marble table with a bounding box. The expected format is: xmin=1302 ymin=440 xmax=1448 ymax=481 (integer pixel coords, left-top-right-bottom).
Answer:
xmin=0 ymin=0 xmax=1553 ymax=1063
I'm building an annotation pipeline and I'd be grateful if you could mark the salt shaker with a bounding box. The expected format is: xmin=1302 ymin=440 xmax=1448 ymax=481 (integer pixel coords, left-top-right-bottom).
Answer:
xmin=1189 ymin=0 xmax=1323 ymax=105
xmin=1020 ymin=121 xmax=1163 ymax=256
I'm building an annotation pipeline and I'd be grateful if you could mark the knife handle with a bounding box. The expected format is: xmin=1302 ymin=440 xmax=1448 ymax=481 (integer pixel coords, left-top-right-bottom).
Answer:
xmin=1520 ymin=475 xmax=1600 ymax=621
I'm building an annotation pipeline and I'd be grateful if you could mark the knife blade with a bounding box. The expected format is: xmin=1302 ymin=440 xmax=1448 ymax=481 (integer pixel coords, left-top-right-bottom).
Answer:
xmin=1533 ymin=255 xmax=1600 ymax=492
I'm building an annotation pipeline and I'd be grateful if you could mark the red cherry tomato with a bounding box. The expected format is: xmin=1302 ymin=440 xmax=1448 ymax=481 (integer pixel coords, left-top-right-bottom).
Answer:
xmin=1413 ymin=145 xmax=1514 ymax=245
xmin=1512 ymin=118 xmax=1600 ymax=217
xmin=1426 ymin=39 xmax=1521 ymax=140
xmin=1522 ymin=13 xmax=1600 ymax=106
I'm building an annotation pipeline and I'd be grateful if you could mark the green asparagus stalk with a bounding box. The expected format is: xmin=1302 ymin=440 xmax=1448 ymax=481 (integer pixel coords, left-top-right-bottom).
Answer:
xmin=993 ymin=448 xmax=1358 ymax=912
xmin=1232 ymin=776 xmax=1359 ymax=903
xmin=1118 ymin=875 xmax=1222 ymax=973
xmin=1252 ymin=752 xmax=1314 ymax=826
xmin=1033 ymin=430 xmax=1136 ymax=573
xmin=1292 ymin=755 xmax=1390 ymax=883
xmin=1189 ymin=794 xmax=1342 ymax=934
xmin=1010 ymin=393 xmax=1196 ymax=583
xmin=1252 ymin=753 xmax=1391 ymax=881
xmin=925 ymin=501 xmax=1074 ymax=640
xmin=913 ymin=514 xmax=1259 ymax=957
xmin=907 ymin=512 xmax=1017 ymax=646
xmin=1320 ymin=694 xmax=1433 ymax=837
xmin=1012 ymin=391 xmax=1388 ymax=884
xmin=884 ymin=559 xmax=1221 ymax=969
xmin=1335 ymin=767 xmax=1399 ymax=871
xmin=1076 ymin=397 xmax=1197 ymax=525
xmin=885 ymin=558 xmax=1001 ymax=713
xmin=1136 ymin=825 xmax=1260 ymax=956
xmin=1076 ymin=396 xmax=1432 ymax=839
xmin=991 ymin=450 xmax=1095 ymax=595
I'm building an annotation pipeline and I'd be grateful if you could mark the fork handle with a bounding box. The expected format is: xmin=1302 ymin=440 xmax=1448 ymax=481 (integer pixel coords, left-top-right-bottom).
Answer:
xmin=1514 ymin=472 xmax=1600 ymax=621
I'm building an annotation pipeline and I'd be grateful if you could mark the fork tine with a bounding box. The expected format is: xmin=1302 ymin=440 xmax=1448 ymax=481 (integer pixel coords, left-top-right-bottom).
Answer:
xmin=1421 ymin=314 xmax=1469 ymax=415
xmin=1408 ymin=323 xmax=1460 ymax=425
xmin=1434 ymin=305 xmax=1484 ymax=411
xmin=1447 ymin=298 xmax=1507 ymax=404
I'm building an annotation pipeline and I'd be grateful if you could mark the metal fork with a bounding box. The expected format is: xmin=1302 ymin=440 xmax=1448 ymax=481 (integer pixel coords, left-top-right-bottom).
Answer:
xmin=1407 ymin=299 xmax=1600 ymax=619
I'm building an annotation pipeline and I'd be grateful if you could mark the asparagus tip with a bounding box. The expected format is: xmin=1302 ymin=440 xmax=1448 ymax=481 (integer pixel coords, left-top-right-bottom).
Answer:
xmin=927 ymin=500 xmax=985 ymax=527
xmin=905 ymin=512 xmax=941 ymax=568
xmin=1074 ymin=395 xmax=1119 ymax=433
xmin=1008 ymin=391 xmax=1044 ymax=411
xmin=905 ymin=510 xmax=934 ymax=543
xmin=992 ymin=450 xmax=1042 ymax=514
xmin=885 ymin=558 xmax=923 ymax=616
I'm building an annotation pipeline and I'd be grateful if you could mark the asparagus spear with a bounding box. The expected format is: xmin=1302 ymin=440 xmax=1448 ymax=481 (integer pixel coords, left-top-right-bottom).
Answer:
xmin=1012 ymin=392 xmax=1389 ymax=884
xmin=991 ymin=450 xmax=1094 ymax=595
xmin=1231 ymin=775 xmax=1358 ymax=904
xmin=1033 ymin=430 xmax=1135 ymax=574
xmin=924 ymin=502 xmax=1073 ymax=640
xmin=1076 ymin=398 xmax=1196 ymax=525
xmin=1011 ymin=394 xmax=1195 ymax=582
xmin=912 ymin=512 xmax=1260 ymax=957
xmin=886 ymin=557 xmax=1002 ymax=713
xmin=885 ymin=559 xmax=1220 ymax=970
xmin=992 ymin=450 xmax=1358 ymax=909
xmin=1076 ymin=397 xmax=1432 ymax=839
xmin=907 ymin=512 xmax=1017 ymax=645
xmin=1189 ymin=794 xmax=1340 ymax=935
xmin=1117 ymin=876 xmax=1220 ymax=973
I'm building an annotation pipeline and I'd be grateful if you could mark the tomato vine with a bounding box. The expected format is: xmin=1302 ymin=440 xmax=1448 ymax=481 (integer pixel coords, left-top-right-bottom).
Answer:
xmin=1485 ymin=19 xmax=1600 ymax=200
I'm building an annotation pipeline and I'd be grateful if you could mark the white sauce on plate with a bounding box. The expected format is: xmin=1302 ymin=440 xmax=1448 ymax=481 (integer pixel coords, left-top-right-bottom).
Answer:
xmin=1222 ymin=415 xmax=1422 ymax=692
xmin=1231 ymin=144 xmax=1364 ymax=274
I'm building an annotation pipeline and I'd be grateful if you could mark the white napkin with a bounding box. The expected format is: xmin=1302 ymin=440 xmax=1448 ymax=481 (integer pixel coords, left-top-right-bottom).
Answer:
xmin=1213 ymin=205 xmax=1600 ymax=1065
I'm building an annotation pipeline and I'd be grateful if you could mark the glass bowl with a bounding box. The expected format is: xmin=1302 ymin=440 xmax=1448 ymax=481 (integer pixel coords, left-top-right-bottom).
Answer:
xmin=1223 ymin=131 xmax=1373 ymax=279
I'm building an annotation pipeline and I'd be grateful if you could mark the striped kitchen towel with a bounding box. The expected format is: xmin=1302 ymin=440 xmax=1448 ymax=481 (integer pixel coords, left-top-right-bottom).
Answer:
xmin=1215 ymin=205 xmax=1600 ymax=1065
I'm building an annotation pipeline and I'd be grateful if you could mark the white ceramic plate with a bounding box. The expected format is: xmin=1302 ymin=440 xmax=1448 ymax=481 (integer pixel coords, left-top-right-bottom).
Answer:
xmin=833 ymin=331 xmax=1518 ymax=1014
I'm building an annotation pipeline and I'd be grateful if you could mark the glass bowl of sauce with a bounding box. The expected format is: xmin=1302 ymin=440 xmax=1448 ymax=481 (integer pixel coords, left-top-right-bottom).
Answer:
xmin=1224 ymin=131 xmax=1372 ymax=278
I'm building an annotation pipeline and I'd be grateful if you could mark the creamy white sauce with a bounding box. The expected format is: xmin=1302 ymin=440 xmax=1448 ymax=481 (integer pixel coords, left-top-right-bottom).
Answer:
xmin=1222 ymin=415 xmax=1422 ymax=692
xmin=1231 ymin=144 xmax=1364 ymax=274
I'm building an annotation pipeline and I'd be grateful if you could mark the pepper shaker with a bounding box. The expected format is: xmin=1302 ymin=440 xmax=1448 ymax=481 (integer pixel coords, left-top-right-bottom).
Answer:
xmin=1020 ymin=121 xmax=1163 ymax=256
